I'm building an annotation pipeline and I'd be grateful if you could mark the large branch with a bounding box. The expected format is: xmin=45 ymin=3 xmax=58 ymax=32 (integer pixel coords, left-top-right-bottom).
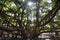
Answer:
xmin=40 ymin=9 xmax=54 ymax=23
xmin=41 ymin=6 xmax=60 ymax=26
xmin=40 ymin=30 xmax=60 ymax=34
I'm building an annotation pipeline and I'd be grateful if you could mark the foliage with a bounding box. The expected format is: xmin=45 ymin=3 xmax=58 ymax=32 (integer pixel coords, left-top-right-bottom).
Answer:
xmin=0 ymin=0 xmax=60 ymax=40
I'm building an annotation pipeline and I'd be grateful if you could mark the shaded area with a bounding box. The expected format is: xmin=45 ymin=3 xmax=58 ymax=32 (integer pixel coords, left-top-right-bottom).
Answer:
xmin=0 ymin=0 xmax=60 ymax=40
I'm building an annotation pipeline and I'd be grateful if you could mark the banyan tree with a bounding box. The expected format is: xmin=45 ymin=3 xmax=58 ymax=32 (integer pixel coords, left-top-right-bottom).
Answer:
xmin=0 ymin=0 xmax=60 ymax=40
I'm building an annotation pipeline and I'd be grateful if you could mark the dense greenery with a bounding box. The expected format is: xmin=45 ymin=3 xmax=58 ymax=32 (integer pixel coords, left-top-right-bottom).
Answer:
xmin=0 ymin=0 xmax=60 ymax=40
